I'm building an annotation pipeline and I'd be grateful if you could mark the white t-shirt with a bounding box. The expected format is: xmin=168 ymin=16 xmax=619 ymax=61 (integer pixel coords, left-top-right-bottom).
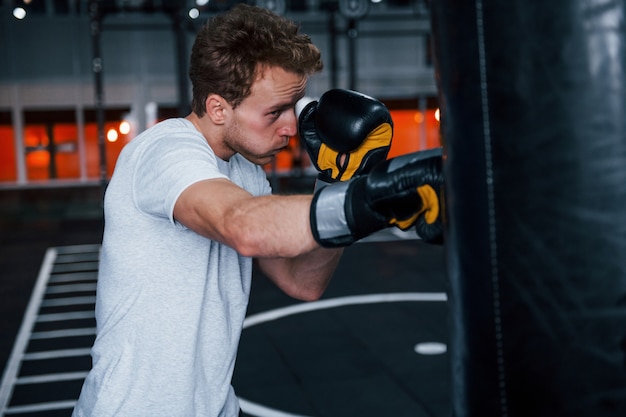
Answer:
xmin=73 ymin=118 xmax=271 ymax=417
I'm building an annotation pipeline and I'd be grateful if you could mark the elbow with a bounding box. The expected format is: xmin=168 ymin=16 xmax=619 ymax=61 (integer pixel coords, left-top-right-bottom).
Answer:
xmin=222 ymin=219 xmax=263 ymax=257
xmin=296 ymin=288 xmax=325 ymax=302
xmin=285 ymin=281 xmax=327 ymax=302
xmin=228 ymin=228 xmax=302 ymax=258
xmin=231 ymin=238 xmax=258 ymax=258
xmin=304 ymin=290 xmax=325 ymax=302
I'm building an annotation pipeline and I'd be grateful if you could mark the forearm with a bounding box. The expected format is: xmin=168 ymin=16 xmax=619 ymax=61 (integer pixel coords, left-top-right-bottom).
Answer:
xmin=225 ymin=193 xmax=319 ymax=258
xmin=258 ymin=246 xmax=343 ymax=301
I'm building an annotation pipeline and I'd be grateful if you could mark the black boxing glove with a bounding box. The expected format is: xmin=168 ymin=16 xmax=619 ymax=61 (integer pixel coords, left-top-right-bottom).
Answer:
xmin=310 ymin=147 xmax=444 ymax=247
xmin=297 ymin=89 xmax=393 ymax=187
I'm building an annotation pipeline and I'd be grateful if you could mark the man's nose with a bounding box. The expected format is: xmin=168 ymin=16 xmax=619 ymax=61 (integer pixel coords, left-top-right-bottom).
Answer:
xmin=280 ymin=110 xmax=298 ymax=138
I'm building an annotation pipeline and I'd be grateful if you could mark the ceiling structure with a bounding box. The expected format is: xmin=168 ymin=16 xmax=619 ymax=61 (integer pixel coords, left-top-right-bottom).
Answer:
xmin=3 ymin=0 xmax=429 ymax=19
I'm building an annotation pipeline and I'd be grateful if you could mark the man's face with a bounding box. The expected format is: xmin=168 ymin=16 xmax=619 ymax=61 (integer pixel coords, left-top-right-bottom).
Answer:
xmin=224 ymin=66 xmax=307 ymax=166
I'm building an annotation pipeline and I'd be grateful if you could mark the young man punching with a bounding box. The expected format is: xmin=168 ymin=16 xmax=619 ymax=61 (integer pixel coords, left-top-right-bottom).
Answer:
xmin=73 ymin=4 xmax=442 ymax=416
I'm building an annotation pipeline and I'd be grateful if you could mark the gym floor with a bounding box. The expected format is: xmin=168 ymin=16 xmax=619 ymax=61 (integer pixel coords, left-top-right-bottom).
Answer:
xmin=0 ymin=180 xmax=450 ymax=417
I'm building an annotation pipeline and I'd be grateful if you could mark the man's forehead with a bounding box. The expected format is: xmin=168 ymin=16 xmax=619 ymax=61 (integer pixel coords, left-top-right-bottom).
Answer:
xmin=252 ymin=66 xmax=308 ymax=101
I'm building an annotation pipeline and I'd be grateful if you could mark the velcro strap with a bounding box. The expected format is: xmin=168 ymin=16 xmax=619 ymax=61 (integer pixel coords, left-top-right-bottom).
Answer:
xmin=316 ymin=122 xmax=392 ymax=181
xmin=310 ymin=181 xmax=352 ymax=247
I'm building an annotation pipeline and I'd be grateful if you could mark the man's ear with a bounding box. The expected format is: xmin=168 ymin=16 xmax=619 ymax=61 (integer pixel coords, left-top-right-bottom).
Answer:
xmin=205 ymin=94 xmax=229 ymax=124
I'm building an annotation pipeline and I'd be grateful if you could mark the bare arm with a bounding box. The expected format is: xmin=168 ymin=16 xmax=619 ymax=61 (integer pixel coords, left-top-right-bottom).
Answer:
xmin=173 ymin=178 xmax=342 ymax=300
xmin=256 ymin=247 xmax=343 ymax=301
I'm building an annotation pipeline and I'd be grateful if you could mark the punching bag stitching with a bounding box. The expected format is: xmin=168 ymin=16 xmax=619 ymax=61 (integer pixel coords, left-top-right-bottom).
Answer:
xmin=475 ymin=1 xmax=509 ymax=416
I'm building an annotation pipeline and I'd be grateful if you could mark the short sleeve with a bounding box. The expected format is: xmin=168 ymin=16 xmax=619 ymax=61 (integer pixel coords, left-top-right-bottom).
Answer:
xmin=132 ymin=132 xmax=226 ymax=223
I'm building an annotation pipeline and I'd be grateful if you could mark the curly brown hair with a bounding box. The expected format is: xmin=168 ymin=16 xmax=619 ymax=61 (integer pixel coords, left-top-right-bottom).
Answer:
xmin=189 ymin=4 xmax=323 ymax=116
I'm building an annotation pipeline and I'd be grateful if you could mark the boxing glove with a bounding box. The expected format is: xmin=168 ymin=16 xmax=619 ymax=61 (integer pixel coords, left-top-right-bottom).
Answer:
xmin=297 ymin=89 xmax=393 ymax=187
xmin=310 ymin=147 xmax=444 ymax=247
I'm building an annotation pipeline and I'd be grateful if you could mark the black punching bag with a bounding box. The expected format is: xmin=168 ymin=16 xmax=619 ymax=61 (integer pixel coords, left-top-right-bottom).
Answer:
xmin=430 ymin=1 xmax=626 ymax=416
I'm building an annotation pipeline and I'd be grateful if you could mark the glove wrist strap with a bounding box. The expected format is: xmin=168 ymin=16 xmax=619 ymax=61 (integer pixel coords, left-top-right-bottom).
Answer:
xmin=310 ymin=177 xmax=387 ymax=248
xmin=310 ymin=181 xmax=352 ymax=247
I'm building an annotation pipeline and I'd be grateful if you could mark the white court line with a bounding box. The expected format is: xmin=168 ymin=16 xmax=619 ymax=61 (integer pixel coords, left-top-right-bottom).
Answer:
xmin=37 ymin=311 xmax=95 ymax=323
xmin=239 ymin=292 xmax=448 ymax=417
xmin=240 ymin=398 xmax=313 ymax=417
xmin=55 ymin=252 xmax=99 ymax=263
xmin=45 ymin=283 xmax=97 ymax=294
xmin=40 ymin=296 xmax=96 ymax=307
xmin=16 ymin=371 xmax=88 ymax=385
xmin=23 ymin=348 xmax=92 ymax=361
xmin=55 ymin=244 xmax=101 ymax=254
xmin=4 ymin=399 xmax=77 ymax=415
xmin=0 ymin=248 xmax=57 ymax=415
xmin=243 ymin=292 xmax=447 ymax=328
xmin=49 ymin=272 xmax=97 ymax=284
xmin=30 ymin=327 xmax=96 ymax=340
xmin=50 ymin=262 xmax=100 ymax=273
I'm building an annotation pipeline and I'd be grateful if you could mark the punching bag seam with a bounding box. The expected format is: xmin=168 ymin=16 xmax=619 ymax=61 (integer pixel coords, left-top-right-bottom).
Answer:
xmin=475 ymin=1 xmax=509 ymax=416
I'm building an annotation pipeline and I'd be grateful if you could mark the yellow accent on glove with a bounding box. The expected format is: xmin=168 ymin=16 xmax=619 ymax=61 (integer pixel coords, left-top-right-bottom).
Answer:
xmin=389 ymin=184 xmax=440 ymax=230
xmin=315 ymin=122 xmax=393 ymax=181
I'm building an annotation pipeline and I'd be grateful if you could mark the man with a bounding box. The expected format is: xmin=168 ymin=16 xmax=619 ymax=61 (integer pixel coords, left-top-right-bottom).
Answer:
xmin=73 ymin=4 xmax=442 ymax=417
